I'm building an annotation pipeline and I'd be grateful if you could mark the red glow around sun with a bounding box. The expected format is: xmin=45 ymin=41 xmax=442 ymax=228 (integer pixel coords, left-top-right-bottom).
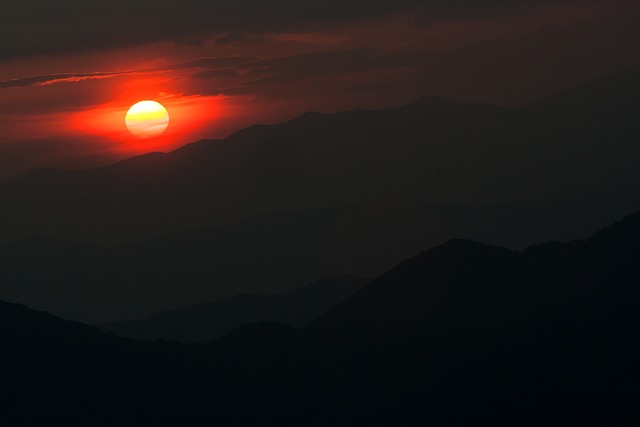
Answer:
xmin=68 ymin=93 xmax=230 ymax=155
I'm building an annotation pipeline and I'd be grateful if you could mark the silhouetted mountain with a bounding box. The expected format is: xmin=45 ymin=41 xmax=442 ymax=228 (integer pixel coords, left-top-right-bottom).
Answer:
xmin=313 ymin=240 xmax=520 ymax=332
xmin=305 ymin=211 xmax=640 ymax=423
xmin=0 ymin=71 xmax=638 ymax=246
xmin=315 ymin=210 xmax=640 ymax=336
xmin=2 ymin=212 xmax=640 ymax=425
xmin=0 ymin=299 xmax=179 ymax=425
xmin=5 ymin=189 xmax=638 ymax=324
xmin=98 ymin=275 xmax=367 ymax=342
xmin=0 ymin=199 xmax=488 ymax=323
xmin=0 ymin=72 xmax=638 ymax=323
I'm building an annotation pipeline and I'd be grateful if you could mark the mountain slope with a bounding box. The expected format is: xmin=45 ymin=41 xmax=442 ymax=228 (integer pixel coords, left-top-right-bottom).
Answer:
xmin=312 ymin=240 xmax=521 ymax=332
xmin=0 ymin=72 xmax=638 ymax=246
xmin=5 ymin=189 xmax=638 ymax=324
xmin=305 ymin=211 xmax=640 ymax=424
xmin=1 ymin=71 xmax=640 ymax=323
xmin=2 ymin=212 xmax=640 ymax=425
xmin=98 ymin=275 xmax=367 ymax=342
xmin=314 ymin=211 xmax=640 ymax=337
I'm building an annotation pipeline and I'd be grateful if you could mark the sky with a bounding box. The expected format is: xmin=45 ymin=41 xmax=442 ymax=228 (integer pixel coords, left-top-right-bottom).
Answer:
xmin=0 ymin=0 xmax=639 ymax=177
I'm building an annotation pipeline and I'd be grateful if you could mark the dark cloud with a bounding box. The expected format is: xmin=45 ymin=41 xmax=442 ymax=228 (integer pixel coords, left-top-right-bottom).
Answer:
xmin=173 ymin=37 xmax=206 ymax=47
xmin=414 ymin=0 xmax=548 ymax=27
xmin=0 ymin=0 xmax=559 ymax=59
xmin=176 ymin=56 xmax=259 ymax=69
xmin=251 ymin=48 xmax=382 ymax=83
xmin=223 ymin=48 xmax=424 ymax=85
xmin=193 ymin=69 xmax=241 ymax=79
xmin=216 ymin=32 xmax=249 ymax=45
xmin=194 ymin=10 xmax=640 ymax=107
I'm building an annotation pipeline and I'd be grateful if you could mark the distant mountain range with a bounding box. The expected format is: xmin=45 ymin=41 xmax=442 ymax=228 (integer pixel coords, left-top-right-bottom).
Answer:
xmin=0 ymin=71 xmax=639 ymax=323
xmin=2 ymin=211 xmax=639 ymax=425
xmin=1 ymin=71 xmax=639 ymax=245
xmin=98 ymin=275 xmax=367 ymax=342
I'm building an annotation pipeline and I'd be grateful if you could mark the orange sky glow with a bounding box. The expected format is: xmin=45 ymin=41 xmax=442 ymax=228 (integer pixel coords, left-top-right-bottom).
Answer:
xmin=0 ymin=0 xmax=638 ymax=177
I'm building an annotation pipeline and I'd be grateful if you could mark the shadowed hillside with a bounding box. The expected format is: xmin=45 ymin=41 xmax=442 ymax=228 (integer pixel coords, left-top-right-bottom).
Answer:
xmin=98 ymin=275 xmax=367 ymax=342
xmin=2 ymin=212 xmax=639 ymax=425
xmin=0 ymin=72 xmax=638 ymax=246
xmin=1 ymin=72 xmax=640 ymax=323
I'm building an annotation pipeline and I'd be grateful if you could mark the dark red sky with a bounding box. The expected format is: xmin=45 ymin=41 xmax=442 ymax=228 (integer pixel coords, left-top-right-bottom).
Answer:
xmin=0 ymin=0 xmax=638 ymax=177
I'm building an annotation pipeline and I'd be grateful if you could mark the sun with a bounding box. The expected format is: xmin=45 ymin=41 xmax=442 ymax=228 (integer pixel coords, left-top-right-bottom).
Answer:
xmin=125 ymin=100 xmax=169 ymax=138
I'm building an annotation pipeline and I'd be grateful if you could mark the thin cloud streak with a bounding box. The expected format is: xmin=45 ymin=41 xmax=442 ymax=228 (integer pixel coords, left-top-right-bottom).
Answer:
xmin=0 ymin=57 xmax=260 ymax=89
xmin=0 ymin=71 xmax=136 ymax=89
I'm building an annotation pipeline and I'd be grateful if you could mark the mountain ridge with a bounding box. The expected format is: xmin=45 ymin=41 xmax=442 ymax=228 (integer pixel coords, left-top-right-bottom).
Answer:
xmin=2 ymin=210 xmax=639 ymax=425
xmin=6 ymin=69 xmax=640 ymax=184
xmin=313 ymin=208 xmax=640 ymax=338
xmin=98 ymin=275 xmax=367 ymax=342
xmin=0 ymin=71 xmax=639 ymax=323
xmin=0 ymin=71 xmax=638 ymax=247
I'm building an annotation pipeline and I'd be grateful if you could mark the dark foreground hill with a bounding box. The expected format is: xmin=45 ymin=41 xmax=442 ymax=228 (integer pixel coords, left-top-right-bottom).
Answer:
xmin=98 ymin=275 xmax=367 ymax=342
xmin=2 ymin=212 xmax=639 ymax=425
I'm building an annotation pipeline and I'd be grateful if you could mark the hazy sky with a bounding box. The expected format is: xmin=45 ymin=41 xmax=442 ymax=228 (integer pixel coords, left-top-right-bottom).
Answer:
xmin=0 ymin=0 xmax=638 ymax=177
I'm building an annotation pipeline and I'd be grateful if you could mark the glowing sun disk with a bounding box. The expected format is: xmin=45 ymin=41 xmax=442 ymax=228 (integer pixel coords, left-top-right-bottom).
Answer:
xmin=125 ymin=100 xmax=169 ymax=138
